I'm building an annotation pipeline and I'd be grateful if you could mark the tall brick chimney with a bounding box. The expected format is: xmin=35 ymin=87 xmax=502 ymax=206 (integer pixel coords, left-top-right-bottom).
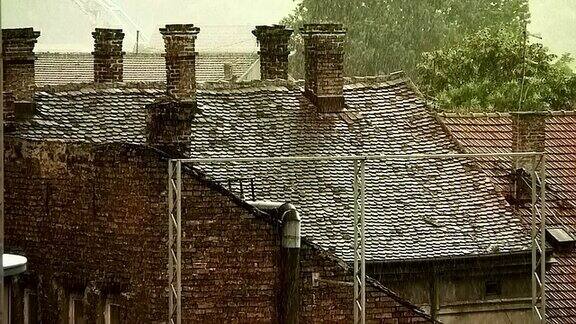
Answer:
xmin=252 ymin=25 xmax=293 ymax=80
xmin=512 ymin=112 xmax=546 ymax=154
xmin=92 ymin=28 xmax=125 ymax=83
xmin=301 ymin=23 xmax=346 ymax=113
xmin=2 ymin=28 xmax=40 ymax=102
xmin=160 ymin=24 xmax=200 ymax=100
xmin=146 ymin=24 xmax=200 ymax=156
xmin=510 ymin=112 xmax=547 ymax=203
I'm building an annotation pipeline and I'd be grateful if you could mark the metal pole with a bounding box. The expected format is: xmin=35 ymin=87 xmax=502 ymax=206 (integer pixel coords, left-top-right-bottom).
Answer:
xmin=168 ymin=160 xmax=182 ymax=324
xmin=530 ymin=158 xmax=539 ymax=323
xmin=0 ymin=3 xmax=4 ymax=320
xmin=353 ymin=160 xmax=359 ymax=324
xmin=176 ymin=161 xmax=182 ymax=324
xmin=168 ymin=161 xmax=174 ymax=323
xmin=352 ymin=159 xmax=366 ymax=324
xmin=540 ymin=155 xmax=547 ymax=323
xmin=359 ymin=159 xmax=366 ymax=324
xmin=176 ymin=152 xmax=543 ymax=164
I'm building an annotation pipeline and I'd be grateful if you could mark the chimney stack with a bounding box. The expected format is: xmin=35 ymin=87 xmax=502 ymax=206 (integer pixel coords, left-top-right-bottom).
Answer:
xmin=145 ymin=99 xmax=197 ymax=157
xmin=2 ymin=28 xmax=40 ymax=102
xmin=223 ymin=63 xmax=234 ymax=81
xmin=252 ymin=25 xmax=293 ymax=80
xmin=301 ymin=23 xmax=346 ymax=113
xmin=160 ymin=24 xmax=200 ymax=100
xmin=92 ymin=28 xmax=125 ymax=83
xmin=509 ymin=112 xmax=547 ymax=203
xmin=146 ymin=24 xmax=200 ymax=156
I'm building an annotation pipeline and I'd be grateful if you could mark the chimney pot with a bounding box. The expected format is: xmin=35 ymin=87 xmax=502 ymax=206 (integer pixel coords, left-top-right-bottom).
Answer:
xmin=252 ymin=25 xmax=293 ymax=80
xmin=92 ymin=28 xmax=125 ymax=83
xmin=301 ymin=23 xmax=346 ymax=113
xmin=2 ymin=27 xmax=40 ymax=102
xmin=160 ymin=24 xmax=200 ymax=100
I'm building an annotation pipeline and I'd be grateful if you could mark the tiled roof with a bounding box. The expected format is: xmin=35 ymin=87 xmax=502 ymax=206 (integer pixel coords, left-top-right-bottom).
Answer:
xmin=438 ymin=111 xmax=576 ymax=323
xmin=35 ymin=52 xmax=258 ymax=85
xmin=11 ymin=77 xmax=531 ymax=264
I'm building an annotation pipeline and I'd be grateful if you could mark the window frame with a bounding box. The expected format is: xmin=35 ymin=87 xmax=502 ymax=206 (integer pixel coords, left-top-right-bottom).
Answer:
xmin=23 ymin=289 xmax=38 ymax=324
xmin=68 ymin=294 xmax=85 ymax=324
xmin=104 ymin=299 xmax=121 ymax=324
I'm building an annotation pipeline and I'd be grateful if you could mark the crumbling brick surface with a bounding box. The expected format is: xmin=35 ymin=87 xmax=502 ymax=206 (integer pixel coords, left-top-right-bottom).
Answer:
xmin=92 ymin=28 xmax=125 ymax=83
xmin=252 ymin=25 xmax=293 ymax=80
xmin=5 ymin=138 xmax=432 ymax=323
xmin=2 ymin=28 xmax=40 ymax=101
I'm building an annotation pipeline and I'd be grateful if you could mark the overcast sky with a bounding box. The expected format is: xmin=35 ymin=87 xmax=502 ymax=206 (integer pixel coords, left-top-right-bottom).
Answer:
xmin=2 ymin=0 xmax=575 ymax=63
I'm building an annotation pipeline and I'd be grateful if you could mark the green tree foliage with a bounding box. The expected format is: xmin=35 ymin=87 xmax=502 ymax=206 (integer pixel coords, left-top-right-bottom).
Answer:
xmin=281 ymin=0 xmax=530 ymax=78
xmin=418 ymin=29 xmax=576 ymax=111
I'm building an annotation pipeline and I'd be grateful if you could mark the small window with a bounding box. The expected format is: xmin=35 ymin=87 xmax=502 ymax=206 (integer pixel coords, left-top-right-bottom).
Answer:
xmin=105 ymin=300 xmax=121 ymax=324
xmin=485 ymin=280 xmax=502 ymax=297
xmin=69 ymin=295 xmax=86 ymax=324
xmin=24 ymin=290 xmax=38 ymax=324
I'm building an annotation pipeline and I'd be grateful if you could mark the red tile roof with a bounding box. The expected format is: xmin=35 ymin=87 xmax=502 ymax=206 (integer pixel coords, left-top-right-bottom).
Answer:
xmin=438 ymin=111 xmax=576 ymax=323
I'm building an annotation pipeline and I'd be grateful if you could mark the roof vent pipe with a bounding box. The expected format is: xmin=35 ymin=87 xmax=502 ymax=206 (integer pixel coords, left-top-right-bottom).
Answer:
xmin=248 ymin=201 xmax=300 ymax=323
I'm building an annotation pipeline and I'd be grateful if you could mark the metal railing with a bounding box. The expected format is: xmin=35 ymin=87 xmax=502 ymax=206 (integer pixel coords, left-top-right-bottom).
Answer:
xmin=167 ymin=152 xmax=546 ymax=324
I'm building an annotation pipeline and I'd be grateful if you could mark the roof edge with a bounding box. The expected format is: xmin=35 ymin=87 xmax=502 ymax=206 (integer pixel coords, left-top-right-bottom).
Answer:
xmin=437 ymin=110 xmax=576 ymax=118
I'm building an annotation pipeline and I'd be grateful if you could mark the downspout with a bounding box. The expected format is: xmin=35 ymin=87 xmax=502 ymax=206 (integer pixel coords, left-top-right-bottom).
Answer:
xmin=248 ymin=201 xmax=301 ymax=324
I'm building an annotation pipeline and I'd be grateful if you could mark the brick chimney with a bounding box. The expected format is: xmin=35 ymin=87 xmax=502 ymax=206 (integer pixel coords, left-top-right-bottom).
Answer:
xmin=252 ymin=25 xmax=293 ymax=80
xmin=146 ymin=24 xmax=200 ymax=156
xmin=145 ymin=99 xmax=198 ymax=157
xmin=159 ymin=24 xmax=200 ymax=100
xmin=301 ymin=23 xmax=346 ymax=113
xmin=2 ymin=28 xmax=40 ymax=102
xmin=509 ymin=112 xmax=547 ymax=203
xmin=92 ymin=28 xmax=125 ymax=83
xmin=512 ymin=112 xmax=546 ymax=154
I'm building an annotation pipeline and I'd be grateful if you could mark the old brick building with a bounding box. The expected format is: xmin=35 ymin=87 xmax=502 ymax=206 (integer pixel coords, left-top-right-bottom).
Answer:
xmin=2 ymin=25 xmax=437 ymax=323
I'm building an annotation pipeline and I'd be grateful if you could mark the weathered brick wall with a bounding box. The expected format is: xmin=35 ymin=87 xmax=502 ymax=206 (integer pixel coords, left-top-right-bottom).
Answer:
xmin=5 ymin=138 xmax=432 ymax=323
xmin=300 ymin=246 xmax=433 ymax=323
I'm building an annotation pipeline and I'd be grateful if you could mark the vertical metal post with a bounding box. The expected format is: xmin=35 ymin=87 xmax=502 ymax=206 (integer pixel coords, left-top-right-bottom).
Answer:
xmin=539 ymin=155 xmax=547 ymax=323
xmin=167 ymin=160 xmax=182 ymax=324
xmin=0 ymin=9 xmax=4 ymax=321
xmin=176 ymin=161 xmax=182 ymax=324
xmin=530 ymin=159 xmax=538 ymax=322
xmin=352 ymin=159 xmax=366 ymax=324
xmin=531 ymin=154 xmax=546 ymax=324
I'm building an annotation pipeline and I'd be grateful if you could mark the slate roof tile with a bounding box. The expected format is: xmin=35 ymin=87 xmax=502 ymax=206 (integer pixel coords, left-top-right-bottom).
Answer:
xmin=11 ymin=78 xmax=531 ymax=264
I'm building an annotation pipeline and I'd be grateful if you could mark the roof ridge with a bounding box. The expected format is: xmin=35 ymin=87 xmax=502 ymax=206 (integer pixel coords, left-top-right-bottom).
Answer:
xmin=34 ymin=81 xmax=165 ymax=93
xmin=437 ymin=112 xmax=511 ymax=118
xmin=438 ymin=110 xmax=576 ymax=118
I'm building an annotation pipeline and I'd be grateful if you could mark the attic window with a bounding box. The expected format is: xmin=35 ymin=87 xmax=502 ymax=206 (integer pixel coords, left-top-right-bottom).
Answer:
xmin=547 ymin=228 xmax=575 ymax=245
xmin=485 ymin=280 xmax=502 ymax=297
